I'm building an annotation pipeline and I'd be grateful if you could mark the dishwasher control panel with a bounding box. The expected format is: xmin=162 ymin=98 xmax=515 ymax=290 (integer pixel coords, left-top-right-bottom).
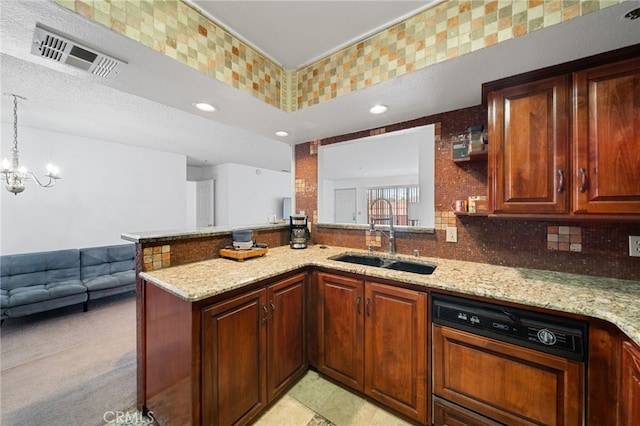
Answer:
xmin=432 ymin=294 xmax=587 ymax=362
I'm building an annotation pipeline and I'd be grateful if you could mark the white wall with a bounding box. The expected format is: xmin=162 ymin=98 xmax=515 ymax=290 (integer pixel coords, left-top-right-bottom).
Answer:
xmin=214 ymin=163 xmax=291 ymax=226
xmin=0 ymin=126 xmax=187 ymax=254
xmin=186 ymin=181 xmax=197 ymax=229
xmin=321 ymin=174 xmax=418 ymax=224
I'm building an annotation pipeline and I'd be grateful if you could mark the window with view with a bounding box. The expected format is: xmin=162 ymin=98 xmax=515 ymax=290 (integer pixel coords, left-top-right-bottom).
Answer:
xmin=367 ymin=186 xmax=420 ymax=226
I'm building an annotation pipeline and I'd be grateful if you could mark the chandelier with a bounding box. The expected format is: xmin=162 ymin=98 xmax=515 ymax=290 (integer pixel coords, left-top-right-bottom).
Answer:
xmin=1 ymin=94 xmax=61 ymax=195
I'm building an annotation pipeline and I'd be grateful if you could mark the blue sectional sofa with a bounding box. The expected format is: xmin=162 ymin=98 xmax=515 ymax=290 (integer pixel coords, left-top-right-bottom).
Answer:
xmin=0 ymin=244 xmax=135 ymax=322
xmin=1 ymin=249 xmax=87 ymax=321
xmin=80 ymin=244 xmax=136 ymax=305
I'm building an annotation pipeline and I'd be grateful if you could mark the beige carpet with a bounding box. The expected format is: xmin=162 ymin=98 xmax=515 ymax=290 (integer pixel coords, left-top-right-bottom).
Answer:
xmin=1 ymin=293 xmax=139 ymax=426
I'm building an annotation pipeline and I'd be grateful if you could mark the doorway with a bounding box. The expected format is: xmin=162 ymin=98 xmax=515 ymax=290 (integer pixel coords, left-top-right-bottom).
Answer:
xmin=334 ymin=188 xmax=357 ymax=223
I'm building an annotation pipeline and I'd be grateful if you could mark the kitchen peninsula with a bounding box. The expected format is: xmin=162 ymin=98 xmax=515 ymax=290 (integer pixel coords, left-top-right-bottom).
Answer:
xmin=124 ymin=228 xmax=640 ymax=426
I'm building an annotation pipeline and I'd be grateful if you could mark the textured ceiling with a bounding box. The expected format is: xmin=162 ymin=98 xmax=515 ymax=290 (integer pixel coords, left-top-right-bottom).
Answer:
xmin=189 ymin=0 xmax=436 ymax=68
xmin=1 ymin=0 xmax=639 ymax=172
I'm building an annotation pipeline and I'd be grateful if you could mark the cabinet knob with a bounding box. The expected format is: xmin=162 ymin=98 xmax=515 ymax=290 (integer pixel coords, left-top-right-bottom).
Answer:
xmin=366 ymin=298 xmax=371 ymax=317
xmin=356 ymin=295 xmax=361 ymax=314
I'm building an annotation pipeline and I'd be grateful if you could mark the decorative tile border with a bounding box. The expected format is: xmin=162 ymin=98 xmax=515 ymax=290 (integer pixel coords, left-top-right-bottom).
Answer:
xmin=142 ymin=244 xmax=171 ymax=271
xmin=547 ymin=225 xmax=582 ymax=252
xmin=435 ymin=210 xmax=457 ymax=230
xmin=366 ymin=230 xmax=383 ymax=248
xmin=54 ymin=0 xmax=621 ymax=114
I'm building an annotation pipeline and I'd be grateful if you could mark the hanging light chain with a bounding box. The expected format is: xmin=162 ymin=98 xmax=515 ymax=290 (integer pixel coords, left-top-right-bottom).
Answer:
xmin=10 ymin=94 xmax=26 ymax=152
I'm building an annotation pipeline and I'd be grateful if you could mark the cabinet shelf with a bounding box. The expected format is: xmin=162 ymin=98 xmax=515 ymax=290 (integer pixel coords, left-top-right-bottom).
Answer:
xmin=453 ymin=151 xmax=488 ymax=163
xmin=454 ymin=211 xmax=489 ymax=217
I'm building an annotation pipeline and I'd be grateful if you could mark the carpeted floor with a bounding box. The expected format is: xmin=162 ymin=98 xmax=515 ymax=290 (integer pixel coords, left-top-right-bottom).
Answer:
xmin=1 ymin=292 xmax=140 ymax=426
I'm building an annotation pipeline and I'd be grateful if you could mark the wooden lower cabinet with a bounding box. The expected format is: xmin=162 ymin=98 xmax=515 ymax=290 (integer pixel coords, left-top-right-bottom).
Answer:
xmin=267 ymin=274 xmax=307 ymax=401
xmin=433 ymin=325 xmax=584 ymax=426
xmin=621 ymin=340 xmax=640 ymax=425
xmin=202 ymin=288 xmax=267 ymax=426
xmin=317 ymin=272 xmax=428 ymax=423
xmin=433 ymin=397 xmax=501 ymax=426
xmin=317 ymin=273 xmax=364 ymax=390
xmin=201 ymin=273 xmax=306 ymax=426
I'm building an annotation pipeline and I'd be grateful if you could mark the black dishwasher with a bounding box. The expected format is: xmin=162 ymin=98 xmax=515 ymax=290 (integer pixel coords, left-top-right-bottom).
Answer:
xmin=431 ymin=293 xmax=589 ymax=425
xmin=432 ymin=293 xmax=588 ymax=361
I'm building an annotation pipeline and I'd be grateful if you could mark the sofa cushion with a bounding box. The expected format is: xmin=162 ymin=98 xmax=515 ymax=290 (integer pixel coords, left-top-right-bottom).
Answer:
xmin=80 ymin=244 xmax=134 ymax=279
xmin=112 ymin=270 xmax=135 ymax=287
xmin=4 ymin=280 xmax=86 ymax=307
xmin=1 ymin=249 xmax=81 ymax=292
xmin=83 ymin=275 xmax=120 ymax=292
xmin=80 ymin=247 xmax=111 ymax=279
xmin=1 ymin=288 xmax=8 ymax=308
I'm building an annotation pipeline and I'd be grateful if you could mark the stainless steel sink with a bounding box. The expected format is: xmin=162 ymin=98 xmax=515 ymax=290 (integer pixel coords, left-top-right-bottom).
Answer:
xmin=331 ymin=254 xmax=436 ymax=275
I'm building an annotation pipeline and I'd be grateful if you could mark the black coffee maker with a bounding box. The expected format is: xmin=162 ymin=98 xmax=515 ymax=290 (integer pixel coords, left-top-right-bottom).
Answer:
xmin=289 ymin=215 xmax=310 ymax=249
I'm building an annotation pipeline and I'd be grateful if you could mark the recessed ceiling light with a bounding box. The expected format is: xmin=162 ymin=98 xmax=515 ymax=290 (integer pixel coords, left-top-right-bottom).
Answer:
xmin=275 ymin=131 xmax=289 ymax=137
xmin=369 ymin=104 xmax=388 ymax=114
xmin=194 ymin=102 xmax=216 ymax=112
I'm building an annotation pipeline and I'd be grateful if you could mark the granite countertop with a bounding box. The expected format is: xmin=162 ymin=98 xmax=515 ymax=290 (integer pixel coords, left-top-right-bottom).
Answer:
xmin=121 ymin=222 xmax=288 ymax=244
xmin=140 ymin=244 xmax=640 ymax=346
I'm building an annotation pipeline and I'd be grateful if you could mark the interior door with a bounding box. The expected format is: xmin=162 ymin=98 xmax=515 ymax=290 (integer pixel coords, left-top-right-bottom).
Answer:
xmin=196 ymin=179 xmax=214 ymax=227
xmin=334 ymin=188 xmax=357 ymax=223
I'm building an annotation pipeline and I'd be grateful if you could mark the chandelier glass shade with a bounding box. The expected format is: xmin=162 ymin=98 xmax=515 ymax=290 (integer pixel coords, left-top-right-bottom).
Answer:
xmin=1 ymin=94 xmax=61 ymax=195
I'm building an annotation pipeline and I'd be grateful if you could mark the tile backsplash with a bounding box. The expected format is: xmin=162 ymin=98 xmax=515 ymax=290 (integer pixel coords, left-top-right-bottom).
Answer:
xmin=56 ymin=0 xmax=622 ymax=112
xmin=300 ymin=105 xmax=639 ymax=281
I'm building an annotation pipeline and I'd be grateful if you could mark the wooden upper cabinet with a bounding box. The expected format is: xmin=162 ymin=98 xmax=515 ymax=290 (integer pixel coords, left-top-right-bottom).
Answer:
xmin=488 ymin=75 xmax=570 ymax=214
xmin=573 ymin=57 xmax=640 ymax=214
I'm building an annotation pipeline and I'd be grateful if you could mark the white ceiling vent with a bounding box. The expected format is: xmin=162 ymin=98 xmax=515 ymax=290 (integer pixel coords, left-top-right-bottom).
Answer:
xmin=31 ymin=25 xmax=125 ymax=78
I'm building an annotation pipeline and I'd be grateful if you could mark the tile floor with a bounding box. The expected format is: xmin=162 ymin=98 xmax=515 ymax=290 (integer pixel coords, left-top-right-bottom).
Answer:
xmin=111 ymin=370 xmax=413 ymax=426
xmin=254 ymin=370 xmax=412 ymax=426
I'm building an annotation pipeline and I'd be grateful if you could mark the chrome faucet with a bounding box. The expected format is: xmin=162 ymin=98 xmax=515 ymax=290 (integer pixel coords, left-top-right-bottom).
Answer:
xmin=369 ymin=198 xmax=396 ymax=255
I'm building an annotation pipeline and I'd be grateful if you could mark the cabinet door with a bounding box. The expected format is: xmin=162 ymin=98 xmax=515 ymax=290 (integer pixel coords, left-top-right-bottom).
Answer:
xmin=433 ymin=397 xmax=502 ymax=426
xmin=317 ymin=272 xmax=364 ymax=390
xmin=488 ymin=75 xmax=569 ymax=214
xmin=621 ymin=340 xmax=640 ymax=425
xmin=573 ymin=58 xmax=640 ymax=214
xmin=201 ymin=289 xmax=267 ymax=426
xmin=267 ymin=273 xmax=307 ymax=401
xmin=433 ymin=325 xmax=584 ymax=426
xmin=364 ymin=282 xmax=428 ymax=423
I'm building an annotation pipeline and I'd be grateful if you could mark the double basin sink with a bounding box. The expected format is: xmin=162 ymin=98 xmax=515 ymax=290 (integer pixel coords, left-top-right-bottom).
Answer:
xmin=331 ymin=253 xmax=436 ymax=275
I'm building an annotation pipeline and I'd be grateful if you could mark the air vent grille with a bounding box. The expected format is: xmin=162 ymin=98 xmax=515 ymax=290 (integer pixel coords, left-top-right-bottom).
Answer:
xmin=31 ymin=25 xmax=125 ymax=78
xmin=38 ymin=34 xmax=68 ymax=61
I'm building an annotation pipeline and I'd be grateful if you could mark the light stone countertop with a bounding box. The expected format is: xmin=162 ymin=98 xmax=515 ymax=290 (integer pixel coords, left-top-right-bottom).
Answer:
xmin=140 ymin=244 xmax=640 ymax=346
xmin=121 ymin=223 xmax=288 ymax=243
